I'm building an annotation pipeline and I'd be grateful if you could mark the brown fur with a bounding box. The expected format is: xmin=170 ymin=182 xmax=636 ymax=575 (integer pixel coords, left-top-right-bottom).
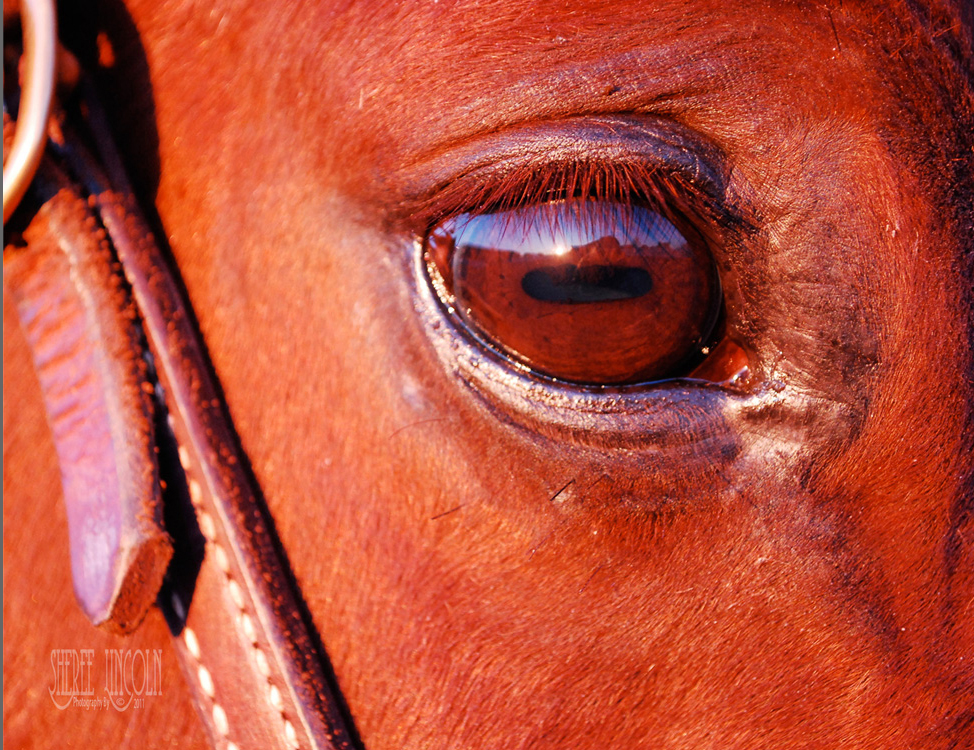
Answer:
xmin=4 ymin=1 xmax=973 ymax=748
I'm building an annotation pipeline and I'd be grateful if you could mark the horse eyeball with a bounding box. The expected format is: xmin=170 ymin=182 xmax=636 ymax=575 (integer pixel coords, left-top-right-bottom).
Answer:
xmin=424 ymin=199 xmax=722 ymax=385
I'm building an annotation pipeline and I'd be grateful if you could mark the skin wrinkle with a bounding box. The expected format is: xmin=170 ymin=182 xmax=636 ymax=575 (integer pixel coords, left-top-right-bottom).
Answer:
xmin=740 ymin=122 xmax=889 ymax=392
xmin=4 ymin=0 xmax=973 ymax=748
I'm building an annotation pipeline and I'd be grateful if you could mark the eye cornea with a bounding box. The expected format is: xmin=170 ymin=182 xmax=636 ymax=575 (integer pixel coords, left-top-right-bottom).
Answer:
xmin=418 ymin=158 xmax=749 ymax=388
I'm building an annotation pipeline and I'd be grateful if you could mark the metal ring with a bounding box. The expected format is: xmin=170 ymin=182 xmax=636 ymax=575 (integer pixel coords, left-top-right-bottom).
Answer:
xmin=3 ymin=0 xmax=57 ymax=224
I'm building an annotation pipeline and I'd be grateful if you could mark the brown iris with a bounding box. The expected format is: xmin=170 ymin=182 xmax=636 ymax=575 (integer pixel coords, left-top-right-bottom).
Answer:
xmin=425 ymin=199 xmax=721 ymax=385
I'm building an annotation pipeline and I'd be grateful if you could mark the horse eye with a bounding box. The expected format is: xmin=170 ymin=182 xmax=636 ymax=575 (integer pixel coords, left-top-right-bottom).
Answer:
xmin=424 ymin=199 xmax=723 ymax=385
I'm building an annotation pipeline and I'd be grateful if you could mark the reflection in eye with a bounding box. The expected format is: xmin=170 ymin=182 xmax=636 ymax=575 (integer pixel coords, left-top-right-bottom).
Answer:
xmin=425 ymin=199 xmax=723 ymax=385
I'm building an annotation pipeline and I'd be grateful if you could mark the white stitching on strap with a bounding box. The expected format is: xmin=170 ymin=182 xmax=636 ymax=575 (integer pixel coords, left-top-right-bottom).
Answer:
xmin=181 ymin=626 xmax=235 ymax=746
xmin=212 ymin=704 xmax=230 ymax=736
xmin=178 ymin=448 xmax=236 ymax=748
xmin=216 ymin=546 xmax=303 ymax=750
xmin=198 ymin=665 xmax=215 ymax=698
xmin=180 ymin=439 xmax=303 ymax=750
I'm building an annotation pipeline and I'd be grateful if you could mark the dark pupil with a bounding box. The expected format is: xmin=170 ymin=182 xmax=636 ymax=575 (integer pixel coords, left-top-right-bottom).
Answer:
xmin=521 ymin=265 xmax=653 ymax=304
xmin=426 ymin=199 xmax=720 ymax=385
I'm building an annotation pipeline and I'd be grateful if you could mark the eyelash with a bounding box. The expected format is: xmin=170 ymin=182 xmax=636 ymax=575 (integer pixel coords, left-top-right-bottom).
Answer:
xmin=412 ymin=158 xmax=714 ymax=241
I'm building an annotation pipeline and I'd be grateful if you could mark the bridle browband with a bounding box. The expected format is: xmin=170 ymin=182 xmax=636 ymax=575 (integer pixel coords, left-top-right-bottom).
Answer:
xmin=4 ymin=4 xmax=356 ymax=748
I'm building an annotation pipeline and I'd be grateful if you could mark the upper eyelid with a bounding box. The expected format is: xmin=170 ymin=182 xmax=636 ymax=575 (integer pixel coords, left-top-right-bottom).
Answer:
xmin=391 ymin=114 xmax=738 ymax=234
xmin=398 ymin=114 xmax=723 ymax=180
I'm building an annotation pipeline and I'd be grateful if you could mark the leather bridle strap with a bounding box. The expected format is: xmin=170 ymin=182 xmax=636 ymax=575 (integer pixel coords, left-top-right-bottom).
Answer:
xmin=71 ymin=114 xmax=355 ymax=750
xmin=4 ymin=14 xmax=355 ymax=750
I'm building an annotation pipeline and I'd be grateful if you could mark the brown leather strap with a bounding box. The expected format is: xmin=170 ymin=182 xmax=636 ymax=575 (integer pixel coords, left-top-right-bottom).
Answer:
xmin=4 ymin=29 xmax=356 ymax=750
xmin=73 ymin=94 xmax=355 ymax=750
xmin=4 ymin=156 xmax=172 ymax=634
